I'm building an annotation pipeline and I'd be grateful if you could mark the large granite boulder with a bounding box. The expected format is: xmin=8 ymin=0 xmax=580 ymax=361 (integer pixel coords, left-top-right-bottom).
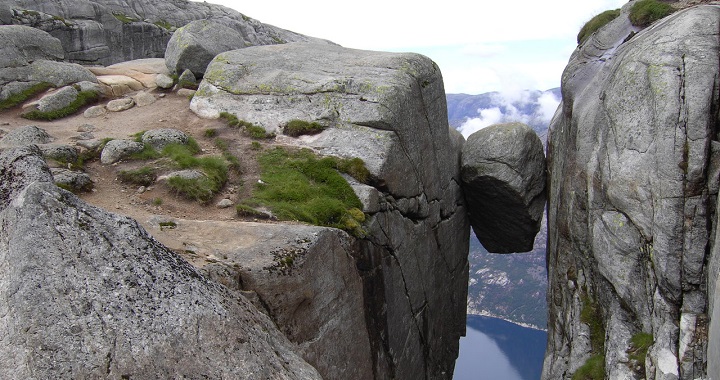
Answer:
xmin=1 ymin=0 xmax=331 ymax=66
xmin=191 ymin=42 xmax=469 ymax=379
xmin=0 ymin=25 xmax=96 ymax=107
xmin=165 ymin=19 xmax=247 ymax=76
xmin=461 ymin=122 xmax=546 ymax=253
xmin=543 ymin=4 xmax=719 ymax=379
xmin=0 ymin=145 xmax=322 ymax=379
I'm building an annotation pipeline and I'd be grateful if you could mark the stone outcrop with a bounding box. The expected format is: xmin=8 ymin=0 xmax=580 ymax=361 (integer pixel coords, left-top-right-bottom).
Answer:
xmin=461 ymin=122 xmax=546 ymax=253
xmin=191 ymin=42 xmax=469 ymax=379
xmin=0 ymin=25 xmax=96 ymax=106
xmin=165 ymin=19 xmax=247 ymax=76
xmin=0 ymin=145 xmax=322 ymax=379
xmin=1 ymin=0 xmax=331 ymax=66
xmin=544 ymin=4 xmax=719 ymax=379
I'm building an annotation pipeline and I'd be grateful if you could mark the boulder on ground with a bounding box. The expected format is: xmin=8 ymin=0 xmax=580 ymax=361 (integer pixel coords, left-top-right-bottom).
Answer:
xmin=177 ymin=69 xmax=197 ymax=89
xmin=132 ymin=91 xmax=156 ymax=107
xmin=33 ymin=86 xmax=79 ymax=113
xmin=165 ymin=20 xmax=248 ymax=77
xmin=39 ymin=144 xmax=78 ymax=164
xmin=141 ymin=128 xmax=189 ymax=150
xmin=100 ymin=139 xmax=144 ymax=164
xmin=83 ymin=105 xmax=106 ymax=118
xmin=106 ymin=98 xmax=135 ymax=112
xmin=0 ymin=125 xmax=52 ymax=146
xmin=461 ymin=122 xmax=546 ymax=253
xmin=51 ymin=168 xmax=92 ymax=192
xmin=156 ymin=73 xmax=174 ymax=89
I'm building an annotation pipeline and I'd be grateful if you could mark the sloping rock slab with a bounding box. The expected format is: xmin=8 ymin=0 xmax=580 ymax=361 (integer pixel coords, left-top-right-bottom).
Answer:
xmin=0 ymin=146 xmax=321 ymax=379
xmin=461 ymin=122 xmax=546 ymax=253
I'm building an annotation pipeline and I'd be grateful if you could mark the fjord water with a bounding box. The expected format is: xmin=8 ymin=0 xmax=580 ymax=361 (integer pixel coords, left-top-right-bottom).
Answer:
xmin=454 ymin=315 xmax=547 ymax=380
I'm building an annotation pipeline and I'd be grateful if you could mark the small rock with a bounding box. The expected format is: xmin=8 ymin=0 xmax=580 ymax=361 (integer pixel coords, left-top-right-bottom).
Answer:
xmin=74 ymin=81 xmax=102 ymax=94
xmin=137 ymin=186 xmax=146 ymax=194
xmin=156 ymin=74 xmax=174 ymax=89
xmin=74 ymin=132 xmax=95 ymax=140
xmin=0 ymin=125 xmax=52 ymax=146
xmin=106 ymin=98 xmax=135 ymax=112
xmin=216 ymin=198 xmax=233 ymax=208
xmin=77 ymin=124 xmax=96 ymax=132
xmin=51 ymin=168 xmax=93 ymax=192
xmin=132 ymin=91 xmax=156 ymax=107
xmin=177 ymin=88 xmax=196 ymax=98
xmin=40 ymin=144 xmax=79 ymax=164
xmin=161 ymin=169 xmax=205 ymax=181
xmin=83 ymin=105 xmax=107 ymax=118
xmin=76 ymin=139 xmax=102 ymax=150
xmin=100 ymin=139 xmax=144 ymax=164
xmin=177 ymin=69 xmax=197 ymax=89
xmin=158 ymin=93 xmax=166 ymax=98
xmin=141 ymin=128 xmax=189 ymax=150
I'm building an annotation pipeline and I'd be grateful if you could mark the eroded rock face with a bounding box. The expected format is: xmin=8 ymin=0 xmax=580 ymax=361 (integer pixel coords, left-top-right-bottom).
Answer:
xmin=1 ymin=0 xmax=331 ymax=66
xmin=165 ymin=19 xmax=247 ymax=76
xmin=0 ymin=146 xmax=322 ymax=379
xmin=191 ymin=42 xmax=469 ymax=380
xmin=544 ymin=5 xmax=719 ymax=379
xmin=461 ymin=122 xmax=546 ymax=253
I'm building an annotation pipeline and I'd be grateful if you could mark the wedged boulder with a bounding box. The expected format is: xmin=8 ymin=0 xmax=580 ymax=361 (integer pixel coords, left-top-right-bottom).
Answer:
xmin=141 ymin=128 xmax=189 ymax=150
xmin=461 ymin=122 xmax=546 ymax=253
xmin=100 ymin=139 xmax=143 ymax=164
xmin=0 ymin=146 xmax=322 ymax=379
xmin=177 ymin=68 xmax=197 ymax=88
xmin=165 ymin=19 xmax=247 ymax=76
xmin=0 ymin=125 xmax=52 ymax=146
xmin=543 ymin=5 xmax=719 ymax=379
xmin=191 ymin=42 xmax=469 ymax=380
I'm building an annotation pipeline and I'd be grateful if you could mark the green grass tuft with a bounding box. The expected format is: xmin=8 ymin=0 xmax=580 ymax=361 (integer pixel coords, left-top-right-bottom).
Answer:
xmin=572 ymin=355 xmax=605 ymax=380
xmin=219 ymin=112 xmax=274 ymax=139
xmin=629 ymin=0 xmax=674 ymax=27
xmin=118 ymin=166 xmax=157 ymax=186
xmin=0 ymin=82 xmax=52 ymax=110
xmin=246 ymin=147 xmax=366 ymax=235
xmin=580 ymin=295 xmax=605 ymax=353
xmin=628 ymin=332 xmax=653 ymax=368
xmin=22 ymin=91 xmax=99 ymax=121
xmin=153 ymin=19 xmax=173 ymax=30
xmin=113 ymin=12 xmax=137 ymax=23
xmin=577 ymin=9 xmax=621 ymax=44
xmin=283 ymin=119 xmax=327 ymax=137
xmin=204 ymin=128 xmax=218 ymax=138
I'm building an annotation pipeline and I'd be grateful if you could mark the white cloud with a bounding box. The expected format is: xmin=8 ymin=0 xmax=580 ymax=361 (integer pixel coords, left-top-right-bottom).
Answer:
xmin=537 ymin=92 xmax=561 ymax=122
xmin=459 ymin=107 xmax=504 ymax=138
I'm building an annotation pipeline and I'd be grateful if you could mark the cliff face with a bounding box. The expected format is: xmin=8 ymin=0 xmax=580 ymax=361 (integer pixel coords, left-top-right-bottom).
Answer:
xmin=0 ymin=0 xmax=328 ymax=66
xmin=544 ymin=4 xmax=719 ymax=379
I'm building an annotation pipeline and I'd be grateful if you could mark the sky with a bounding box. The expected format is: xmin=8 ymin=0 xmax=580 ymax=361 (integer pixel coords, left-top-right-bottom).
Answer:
xmin=201 ymin=0 xmax=629 ymax=96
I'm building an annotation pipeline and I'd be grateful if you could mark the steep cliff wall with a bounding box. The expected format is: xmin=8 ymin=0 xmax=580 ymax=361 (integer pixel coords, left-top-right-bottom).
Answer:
xmin=544 ymin=4 xmax=719 ymax=379
xmin=0 ymin=0 xmax=328 ymax=66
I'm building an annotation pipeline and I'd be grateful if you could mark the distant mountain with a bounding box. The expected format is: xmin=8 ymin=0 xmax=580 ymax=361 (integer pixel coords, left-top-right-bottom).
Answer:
xmin=447 ymin=88 xmax=561 ymax=141
xmin=447 ymin=89 xmax=557 ymax=329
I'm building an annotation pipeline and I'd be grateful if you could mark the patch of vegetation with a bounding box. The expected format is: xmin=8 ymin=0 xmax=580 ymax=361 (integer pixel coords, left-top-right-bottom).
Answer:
xmin=574 ymin=294 xmax=606 ymax=380
xmin=21 ymin=9 xmax=40 ymax=16
xmin=113 ymin=12 xmax=137 ymax=24
xmin=22 ymin=91 xmax=99 ymax=121
xmin=213 ymin=138 xmax=242 ymax=173
xmin=159 ymin=221 xmax=177 ymax=230
xmin=572 ymin=354 xmax=605 ymax=380
xmin=0 ymin=82 xmax=52 ymax=110
xmin=153 ymin=19 xmax=173 ymax=30
xmin=236 ymin=203 xmax=271 ymax=219
xmin=52 ymin=15 xmax=73 ymax=27
xmin=577 ymin=9 xmax=621 ymax=44
xmin=246 ymin=147 xmax=366 ymax=236
xmin=118 ymin=166 xmax=157 ymax=186
xmin=629 ymin=0 xmax=674 ymax=27
xmin=336 ymin=157 xmax=371 ymax=184
xmin=283 ymin=119 xmax=327 ymax=137
xmin=250 ymin=141 xmax=262 ymax=150
xmin=152 ymin=197 xmax=163 ymax=206
xmin=204 ymin=128 xmax=218 ymax=138
xmin=164 ymin=144 xmax=228 ymax=203
xmin=628 ymin=332 xmax=653 ymax=371
xmin=219 ymin=111 xmax=274 ymax=139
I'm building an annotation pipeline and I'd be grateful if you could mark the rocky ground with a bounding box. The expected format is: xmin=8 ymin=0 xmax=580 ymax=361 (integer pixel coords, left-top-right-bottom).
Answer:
xmin=0 ymin=60 xmax=286 ymax=269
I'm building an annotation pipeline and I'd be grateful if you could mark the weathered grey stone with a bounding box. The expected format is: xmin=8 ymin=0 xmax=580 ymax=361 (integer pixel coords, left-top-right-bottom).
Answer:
xmin=74 ymin=80 xmax=102 ymax=94
xmin=132 ymin=90 xmax=156 ymax=106
xmin=1 ymin=0 xmax=331 ymax=66
xmin=34 ymin=85 xmax=78 ymax=112
xmin=216 ymin=198 xmax=233 ymax=208
xmin=0 ymin=125 xmax=51 ymax=146
xmin=0 ymin=147 xmax=322 ymax=379
xmin=177 ymin=68 xmax=196 ymax=88
xmin=39 ymin=144 xmax=78 ymax=163
xmin=106 ymin=97 xmax=134 ymax=112
xmin=100 ymin=139 xmax=143 ymax=164
xmin=83 ymin=105 xmax=106 ymax=117
xmin=162 ymin=169 xmax=205 ymax=181
xmin=191 ymin=42 xmax=469 ymax=380
xmin=51 ymin=167 xmax=92 ymax=191
xmin=165 ymin=19 xmax=247 ymax=76
xmin=177 ymin=88 xmax=196 ymax=98
xmin=155 ymin=73 xmax=174 ymax=89
xmin=76 ymin=139 xmax=102 ymax=150
xmin=76 ymin=123 xmax=96 ymax=132
xmin=543 ymin=5 xmax=719 ymax=379
xmin=140 ymin=128 xmax=188 ymax=150
xmin=0 ymin=25 xmax=63 ymax=68
xmin=461 ymin=122 xmax=546 ymax=253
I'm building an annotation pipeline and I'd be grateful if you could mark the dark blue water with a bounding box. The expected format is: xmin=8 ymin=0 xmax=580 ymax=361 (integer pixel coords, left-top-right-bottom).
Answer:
xmin=454 ymin=315 xmax=547 ymax=380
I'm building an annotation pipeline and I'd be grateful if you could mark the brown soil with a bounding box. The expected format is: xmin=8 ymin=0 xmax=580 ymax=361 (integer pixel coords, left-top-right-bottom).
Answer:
xmin=0 ymin=88 xmax=279 ymax=257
